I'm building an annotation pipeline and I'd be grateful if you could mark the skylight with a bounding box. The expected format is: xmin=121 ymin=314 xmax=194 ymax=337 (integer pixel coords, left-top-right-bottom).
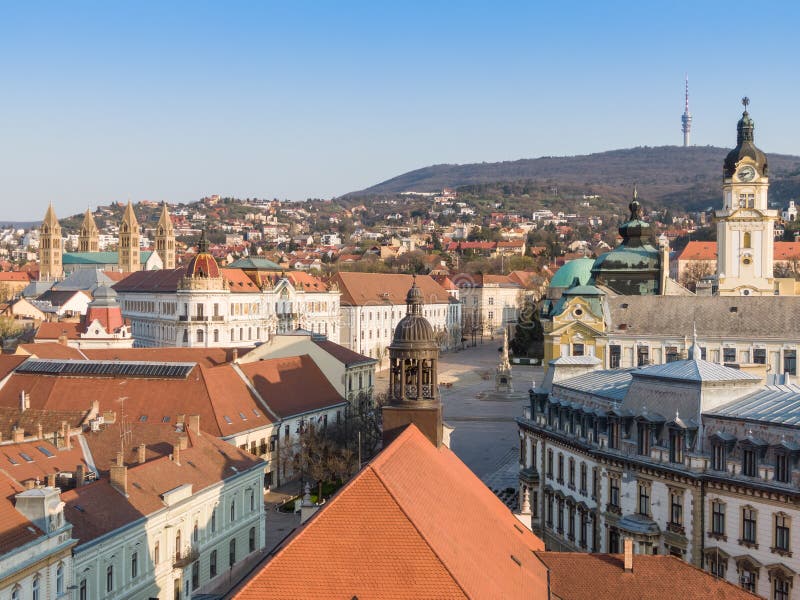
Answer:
xmin=36 ymin=446 xmax=54 ymax=458
xmin=19 ymin=453 xmax=34 ymax=463
xmin=224 ymin=415 xmax=233 ymax=425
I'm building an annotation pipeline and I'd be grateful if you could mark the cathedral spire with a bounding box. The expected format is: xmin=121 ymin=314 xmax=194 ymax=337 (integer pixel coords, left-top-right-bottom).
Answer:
xmin=155 ymin=201 xmax=176 ymax=269
xmin=39 ymin=203 xmax=63 ymax=280
xmin=118 ymin=201 xmax=141 ymax=273
xmin=79 ymin=208 xmax=99 ymax=253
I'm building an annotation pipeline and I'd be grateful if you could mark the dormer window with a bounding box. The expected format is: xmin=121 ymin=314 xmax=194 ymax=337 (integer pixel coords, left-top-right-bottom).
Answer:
xmin=669 ymin=429 xmax=684 ymax=464
xmin=743 ymin=449 xmax=757 ymax=477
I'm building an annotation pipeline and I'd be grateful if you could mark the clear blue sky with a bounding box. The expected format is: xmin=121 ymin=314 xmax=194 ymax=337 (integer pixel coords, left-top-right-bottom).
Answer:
xmin=2 ymin=1 xmax=800 ymax=220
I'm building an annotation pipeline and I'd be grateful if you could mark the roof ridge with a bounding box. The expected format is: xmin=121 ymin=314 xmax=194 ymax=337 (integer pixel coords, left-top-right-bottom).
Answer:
xmin=368 ymin=450 xmax=470 ymax=599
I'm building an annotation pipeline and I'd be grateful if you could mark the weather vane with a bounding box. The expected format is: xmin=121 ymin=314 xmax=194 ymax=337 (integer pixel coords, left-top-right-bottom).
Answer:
xmin=742 ymin=96 xmax=750 ymax=110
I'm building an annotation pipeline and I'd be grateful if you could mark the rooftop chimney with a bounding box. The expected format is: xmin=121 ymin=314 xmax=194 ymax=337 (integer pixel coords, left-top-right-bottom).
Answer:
xmin=58 ymin=331 xmax=68 ymax=346
xmin=75 ymin=464 xmax=85 ymax=487
xmin=12 ymin=427 xmax=24 ymax=443
xmin=231 ymin=348 xmax=238 ymax=362
xmin=110 ymin=452 xmax=128 ymax=496
xmin=61 ymin=422 xmax=71 ymax=449
xmin=46 ymin=473 xmax=56 ymax=488
xmin=172 ymin=444 xmax=181 ymax=466
xmin=19 ymin=390 xmax=29 ymax=412
xmin=178 ymin=435 xmax=189 ymax=450
xmin=36 ymin=423 xmax=43 ymax=440
xmin=188 ymin=414 xmax=200 ymax=436
xmin=623 ymin=538 xmax=634 ymax=572
xmin=137 ymin=443 xmax=146 ymax=464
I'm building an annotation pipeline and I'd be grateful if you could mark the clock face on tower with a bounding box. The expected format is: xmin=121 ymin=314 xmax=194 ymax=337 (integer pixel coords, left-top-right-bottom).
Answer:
xmin=737 ymin=165 xmax=756 ymax=182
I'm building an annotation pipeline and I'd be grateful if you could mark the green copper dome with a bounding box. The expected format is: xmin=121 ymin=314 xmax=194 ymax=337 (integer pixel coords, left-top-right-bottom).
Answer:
xmin=590 ymin=192 xmax=661 ymax=295
xmin=723 ymin=98 xmax=767 ymax=179
xmin=550 ymin=257 xmax=595 ymax=289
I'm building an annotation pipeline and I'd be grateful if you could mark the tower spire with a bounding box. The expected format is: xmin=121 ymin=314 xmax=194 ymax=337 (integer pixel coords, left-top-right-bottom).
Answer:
xmin=681 ymin=74 xmax=692 ymax=147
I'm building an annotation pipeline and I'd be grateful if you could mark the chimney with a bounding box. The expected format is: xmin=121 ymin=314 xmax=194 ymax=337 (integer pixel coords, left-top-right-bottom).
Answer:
xmin=110 ymin=462 xmax=128 ymax=496
xmin=172 ymin=444 xmax=181 ymax=466
xmin=137 ymin=443 xmax=146 ymax=464
xmin=75 ymin=464 xmax=85 ymax=487
xmin=36 ymin=423 xmax=43 ymax=440
xmin=231 ymin=348 xmax=238 ymax=362
xmin=188 ymin=414 xmax=200 ymax=436
xmin=176 ymin=414 xmax=186 ymax=426
xmin=46 ymin=473 xmax=56 ymax=488
xmin=12 ymin=427 xmax=24 ymax=443
xmin=89 ymin=400 xmax=100 ymax=419
xmin=19 ymin=390 xmax=29 ymax=412
xmin=61 ymin=422 xmax=71 ymax=449
xmin=24 ymin=479 xmax=35 ymax=490
xmin=58 ymin=331 xmax=68 ymax=346
xmin=102 ymin=410 xmax=116 ymax=424
xmin=623 ymin=538 xmax=634 ymax=572
xmin=178 ymin=435 xmax=189 ymax=450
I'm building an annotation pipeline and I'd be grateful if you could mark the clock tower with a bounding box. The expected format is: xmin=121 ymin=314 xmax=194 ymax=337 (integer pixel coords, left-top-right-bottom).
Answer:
xmin=716 ymin=98 xmax=777 ymax=296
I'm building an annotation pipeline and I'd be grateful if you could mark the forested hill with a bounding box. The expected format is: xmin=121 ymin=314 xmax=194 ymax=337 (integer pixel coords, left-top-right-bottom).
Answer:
xmin=349 ymin=146 xmax=800 ymax=211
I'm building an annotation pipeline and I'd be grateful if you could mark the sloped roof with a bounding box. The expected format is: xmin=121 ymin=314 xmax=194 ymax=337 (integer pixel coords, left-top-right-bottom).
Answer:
xmin=238 ymin=355 xmax=346 ymax=419
xmin=313 ymin=339 xmax=376 ymax=366
xmin=63 ymin=251 xmax=154 ymax=265
xmin=0 ymin=472 xmax=42 ymax=554
xmin=0 ymin=272 xmax=31 ymax=282
xmin=706 ymin=384 xmax=800 ymax=427
xmin=677 ymin=241 xmax=717 ymax=261
xmin=635 ymin=359 xmax=761 ymax=383
xmin=112 ymin=268 xmax=185 ymax=293
xmin=334 ymin=273 xmax=451 ymax=306
xmin=549 ymin=257 xmax=595 ymax=288
xmin=221 ymin=268 xmax=261 ymax=293
xmin=51 ymin=268 xmax=118 ymax=292
xmin=537 ymin=552 xmax=758 ymax=600
xmin=555 ymin=368 xmax=634 ymax=402
xmin=35 ymin=322 xmax=82 ymax=340
xmin=226 ymin=256 xmax=282 ymax=270
xmin=608 ymin=295 xmax=800 ymax=338
xmin=234 ymin=425 xmax=547 ymax=600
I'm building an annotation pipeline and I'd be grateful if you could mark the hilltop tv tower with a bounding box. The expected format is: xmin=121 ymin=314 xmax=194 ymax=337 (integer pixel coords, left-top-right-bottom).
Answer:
xmin=681 ymin=74 xmax=692 ymax=146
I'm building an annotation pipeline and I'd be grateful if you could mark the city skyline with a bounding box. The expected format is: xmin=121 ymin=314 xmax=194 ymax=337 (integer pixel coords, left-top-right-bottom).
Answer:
xmin=3 ymin=1 xmax=800 ymax=219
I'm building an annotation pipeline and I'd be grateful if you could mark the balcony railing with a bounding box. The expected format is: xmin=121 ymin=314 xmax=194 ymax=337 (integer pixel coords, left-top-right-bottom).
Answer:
xmin=173 ymin=546 xmax=200 ymax=568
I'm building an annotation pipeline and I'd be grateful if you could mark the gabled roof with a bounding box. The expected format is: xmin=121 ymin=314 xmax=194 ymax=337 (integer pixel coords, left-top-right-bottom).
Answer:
xmin=0 ymin=472 xmax=42 ymax=554
xmin=234 ymin=425 xmax=547 ymax=599
xmin=112 ymin=268 xmax=185 ymax=293
xmin=221 ymin=268 xmax=261 ymax=293
xmin=226 ymin=256 xmax=282 ymax=270
xmin=677 ymin=241 xmax=717 ymax=261
xmin=313 ymin=339 xmax=376 ymax=367
xmin=62 ymin=251 xmax=153 ymax=265
xmin=554 ymin=368 xmax=634 ymax=402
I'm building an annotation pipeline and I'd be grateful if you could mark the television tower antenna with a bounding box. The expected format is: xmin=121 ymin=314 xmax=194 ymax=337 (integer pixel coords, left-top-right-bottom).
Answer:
xmin=681 ymin=74 xmax=692 ymax=147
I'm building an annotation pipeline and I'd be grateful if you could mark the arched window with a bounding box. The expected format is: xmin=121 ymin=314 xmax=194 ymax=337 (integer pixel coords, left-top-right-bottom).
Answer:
xmin=211 ymin=508 xmax=217 ymax=533
xmin=249 ymin=526 xmax=256 ymax=552
xmin=744 ymin=232 xmax=752 ymax=248
xmin=33 ymin=575 xmax=40 ymax=600
xmin=11 ymin=585 xmax=20 ymax=600
xmin=230 ymin=499 xmax=236 ymax=522
xmin=154 ymin=540 xmax=160 ymax=564
xmin=176 ymin=529 xmax=182 ymax=560
xmin=79 ymin=579 xmax=86 ymax=600
xmin=106 ymin=565 xmax=114 ymax=593
xmin=56 ymin=563 xmax=64 ymax=594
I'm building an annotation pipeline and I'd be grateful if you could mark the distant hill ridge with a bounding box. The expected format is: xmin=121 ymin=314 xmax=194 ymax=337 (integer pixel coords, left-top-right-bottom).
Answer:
xmin=350 ymin=146 xmax=800 ymax=209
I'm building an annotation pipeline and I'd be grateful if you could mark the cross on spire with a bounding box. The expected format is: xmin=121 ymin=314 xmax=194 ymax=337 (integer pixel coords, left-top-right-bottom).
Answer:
xmin=742 ymin=96 xmax=750 ymax=110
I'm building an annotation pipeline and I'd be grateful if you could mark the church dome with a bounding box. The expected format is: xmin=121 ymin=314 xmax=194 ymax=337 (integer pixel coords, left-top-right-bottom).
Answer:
xmin=723 ymin=102 xmax=768 ymax=178
xmin=185 ymin=230 xmax=220 ymax=278
xmin=391 ymin=277 xmax=437 ymax=348
xmin=590 ymin=193 xmax=661 ymax=295
xmin=90 ymin=285 xmax=118 ymax=307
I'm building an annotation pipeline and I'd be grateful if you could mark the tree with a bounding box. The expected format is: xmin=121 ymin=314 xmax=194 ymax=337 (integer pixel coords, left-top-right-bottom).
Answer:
xmin=0 ymin=316 xmax=23 ymax=341
xmin=510 ymin=299 xmax=544 ymax=359
xmin=679 ymin=261 xmax=715 ymax=291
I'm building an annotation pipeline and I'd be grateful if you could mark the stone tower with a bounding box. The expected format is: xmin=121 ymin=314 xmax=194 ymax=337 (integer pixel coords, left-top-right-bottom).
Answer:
xmin=78 ymin=208 xmax=99 ymax=253
xmin=155 ymin=202 xmax=176 ymax=269
xmin=39 ymin=203 xmax=63 ymax=281
xmin=716 ymin=99 xmax=777 ymax=296
xmin=383 ymin=276 xmax=443 ymax=447
xmin=118 ymin=201 xmax=141 ymax=273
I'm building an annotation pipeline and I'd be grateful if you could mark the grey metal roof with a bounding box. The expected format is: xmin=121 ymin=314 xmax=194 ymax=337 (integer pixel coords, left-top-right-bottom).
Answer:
xmin=634 ymin=359 xmax=761 ymax=383
xmin=707 ymin=384 xmax=800 ymax=428
xmin=553 ymin=368 xmax=634 ymax=402
xmin=608 ymin=295 xmax=800 ymax=339
xmin=52 ymin=269 xmax=117 ymax=292
xmin=548 ymin=355 xmax=601 ymax=366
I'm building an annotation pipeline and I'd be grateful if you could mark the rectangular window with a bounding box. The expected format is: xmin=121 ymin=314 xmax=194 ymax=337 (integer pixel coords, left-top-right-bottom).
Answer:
xmin=712 ymin=444 xmax=727 ymax=472
xmin=568 ymin=458 xmax=575 ymax=488
xmin=545 ymin=493 xmax=553 ymax=528
xmin=557 ymin=454 xmax=564 ymax=483
xmin=191 ymin=561 xmax=199 ymax=590
xmin=637 ymin=423 xmax=650 ymax=456
xmin=742 ymin=507 xmax=757 ymax=544
xmin=608 ymin=529 xmax=620 ymax=554
xmin=742 ymin=449 xmax=757 ymax=477
xmin=753 ymin=348 xmax=766 ymax=364
xmin=775 ymin=514 xmax=790 ymax=551
xmin=546 ymin=450 xmax=553 ymax=479
xmin=774 ymin=578 xmax=790 ymax=600
xmin=637 ymin=346 xmax=649 ymax=367
xmin=131 ymin=552 xmax=138 ymax=579
xmin=609 ymin=475 xmax=620 ymax=508
xmin=608 ymin=420 xmax=621 ymax=450
xmin=775 ymin=453 xmax=790 ymax=483
xmin=572 ymin=343 xmax=584 ymax=357
xmin=670 ymin=491 xmax=683 ymax=526
xmin=609 ymin=345 xmax=621 ymax=368
xmin=784 ymin=350 xmax=797 ymax=375
xmin=665 ymin=346 xmax=678 ymax=363
xmin=210 ymin=550 xmax=217 ymax=578
xmin=723 ymin=347 xmax=736 ymax=364
xmin=580 ymin=463 xmax=587 ymax=495
xmin=638 ymin=482 xmax=651 ymax=516
xmin=557 ymin=500 xmax=564 ymax=533
xmin=669 ymin=430 xmax=684 ymax=464
xmin=712 ymin=500 xmax=726 ymax=535
xmin=592 ymin=467 xmax=598 ymax=500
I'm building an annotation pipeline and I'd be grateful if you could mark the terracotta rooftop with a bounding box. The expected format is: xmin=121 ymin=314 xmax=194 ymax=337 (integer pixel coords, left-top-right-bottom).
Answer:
xmin=0 ymin=405 xmax=87 ymax=441
xmin=238 ymin=355 xmax=347 ymax=419
xmin=81 ymin=346 xmax=242 ymax=368
xmin=678 ymin=241 xmax=718 ymax=261
xmin=63 ymin=423 xmax=263 ymax=543
xmin=221 ymin=268 xmax=261 ymax=293
xmin=111 ymin=268 xmax=185 ymax=293
xmin=233 ymin=425 xmax=548 ymax=599
xmin=312 ymin=339 xmax=376 ymax=366
xmin=334 ymin=272 xmax=451 ymax=306
xmin=0 ymin=437 xmax=88 ymax=484
xmin=0 ymin=472 xmax=42 ymax=554
xmin=35 ymin=321 xmax=82 ymax=341
xmin=536 ymin=552 xmax=759 ymax=600
xmin=16 ymin=343 xmax=86 ymax=360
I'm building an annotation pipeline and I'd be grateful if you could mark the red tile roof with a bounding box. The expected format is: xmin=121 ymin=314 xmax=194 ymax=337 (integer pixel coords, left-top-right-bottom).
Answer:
xmin=334 ymin=272 xmax=451 ymax=306
xmin=537 ymin=552 xmax=759 ymax=600
xmin=16 ymin=343 xmax=86 ymax=360
xmin=238 ymin=355 xmax=346 ymax=419
xmin=35 ymin=322 xmax=82 ymax=341
xmin=234 ymin=425 xmax=548 ymax=599
xmin=774 ymin=241 xmax=800 ymax=261
xmin=0 ymin=272 xmax=31 ymax=282
xmin=0 ymin=438 xmax=88 ymax=484
xmin=0 ymin=472 xmax=42 ymax=554
xmin=112 ymin=268 xmax=186 ymax=293
xmin=222 ymin=268 xmax=261 ymax=293
xmin=678 ymin=241 xmax=718 ymax=261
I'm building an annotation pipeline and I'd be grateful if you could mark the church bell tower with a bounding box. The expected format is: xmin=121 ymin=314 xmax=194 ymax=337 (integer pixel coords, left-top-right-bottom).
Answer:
xmin=155 ymin=202 xmax=176 ymax=269
xmin=383 ymin=277 xmax=443 ymax=448
xmin=78 ymin=208 xmax=99 ymax=253
xmin=39 ymin=203 xmax=63 ymax=281
xmin=118 ymin=201 xmax=141 ymax=273
xmin=716 ymin=98 xmax=777 ymax=296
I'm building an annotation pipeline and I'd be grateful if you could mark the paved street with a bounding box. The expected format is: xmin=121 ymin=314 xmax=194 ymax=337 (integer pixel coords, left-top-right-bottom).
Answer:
xmin=377 ymin=340 xmax=542 ymax=483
